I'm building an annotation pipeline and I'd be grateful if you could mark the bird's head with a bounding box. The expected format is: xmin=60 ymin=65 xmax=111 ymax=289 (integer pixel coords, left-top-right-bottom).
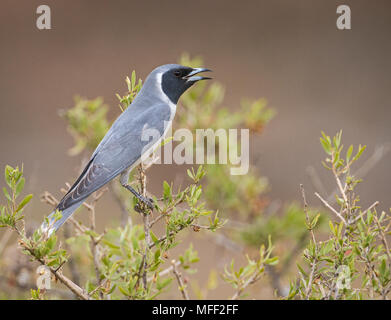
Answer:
xmin=148 ymin=64 xmax=212 ymax=104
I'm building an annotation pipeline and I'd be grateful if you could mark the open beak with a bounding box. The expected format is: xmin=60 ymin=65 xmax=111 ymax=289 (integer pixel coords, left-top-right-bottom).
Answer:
xmin=183 ymin=68 xmax=212 ymax=82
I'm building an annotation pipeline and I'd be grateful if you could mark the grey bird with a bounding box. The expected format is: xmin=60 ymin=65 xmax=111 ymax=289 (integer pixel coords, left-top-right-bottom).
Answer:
xmin=42 ymin=64 xmax=211 ymax=235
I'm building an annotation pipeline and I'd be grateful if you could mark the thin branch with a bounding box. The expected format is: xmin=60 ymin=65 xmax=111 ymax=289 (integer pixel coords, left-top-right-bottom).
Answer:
xmin=68 ymin=217 xmax=88 ymax=234
xmin=300 ymin=184 xmax=317 ymax=300
xmin=373 ymin=214 xmax=391 ymax=268
xmin=351 ymin=201 xmax=379 ymax=224
xmin=15 ymin=229 xmax=90 ymax=300
xmin=86 ymin=201 xmax=103 ymax=298
xmin=147 ymin=260 xmax=181 ymax=282
xmin=138 ymin=164 xmax=152 ymax=289
xmin=148 ymin=221 xmax=213 ymax=250
xmin=40 ymin=186 xmax=108 ymax=299
xmin=88 ymin=278 xmax=109 ymax=297
xmin=315 ymin=192 xmax=347 ymax=225
xmin=149 ymin=227 xmax=183 ymax=249
xmin=332 ymin=165 xmax=348 ymax=206
xmin=171 ymin=259 xmax=189 ymax=300
xmin=231 ymin=271 xmax=261 ymax=300
xmin=322 ymin=144 xmax=391 ymax=204
xmin=149 ymin=213 xmax=166 ymax=228
xmin=301 ymin=185 xmax=316 ymax=244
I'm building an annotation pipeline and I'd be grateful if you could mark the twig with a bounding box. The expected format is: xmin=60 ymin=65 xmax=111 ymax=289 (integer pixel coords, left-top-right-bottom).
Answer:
xmin=266 ymin=231 xmax=308 ymax=297
xmin=138 ymin=165 xmax=152 ymax=289
xmin=149 ymin=213 xmax=166 ymax=228
xmin=351 ymin=201 xmax=379 ymax=224
xmin=88 ymin=278 xmax=109 ymax=297
xmin=301 ymin=185 xmax=317 ymax=299
xmin=68 ymin=217 xmax=88 ymax=234
xmin=89 ymin=226 xmax=102 ymax=296
xmin=133 ymin=254 xmax=146 ymax=293
xmin=373 ymin=214 xmax=391 ymax=268
xmin=41 ymin=187 xmax=107 ymax=299
xmin=16 ymin=230 xmax=90 ymax=300
xmin=147 ymin=221 xmax=212 ymax=250
xmin=85 ymin=190 xmax=107 ymax=299
xmin=171 ymin=259 xmax=189 ymax=300
xmin=315 ymin=192 xmax=347 ymax=225
xmin=373 ymin=213 xmax=391 ymax=299
xmin=301 ymin=185 xmax=316 ymax=245
xmin=231 ymin=271 xmax=261 ymax=300
xmin=322 ymin=144 xmax=390 ymax=205
xmin=332 ymin=165 xmax=348 ymax=206
xmin=0 ymin=274 xmax=75 ymax=299
xmin=147 ymin=260 xmax=181 ymax=282
xmin=148 ymin=226 xmax=184 ymax=249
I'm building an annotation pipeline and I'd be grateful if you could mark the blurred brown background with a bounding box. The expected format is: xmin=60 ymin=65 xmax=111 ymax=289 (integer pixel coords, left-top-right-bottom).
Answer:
xmin=0 ymin=0 xmax=390 ymax=298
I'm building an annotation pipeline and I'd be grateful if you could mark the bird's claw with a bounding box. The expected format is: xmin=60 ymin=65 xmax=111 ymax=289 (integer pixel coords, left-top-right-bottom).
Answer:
xmin=135 ymin=195 xmax=154 ymax=211
xmin=145 ymin=197 xmax=154 ymax=210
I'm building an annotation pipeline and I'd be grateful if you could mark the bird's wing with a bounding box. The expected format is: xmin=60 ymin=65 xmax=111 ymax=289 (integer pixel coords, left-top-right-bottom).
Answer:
xmin=57 ymin=103 xmax=172 ymax=210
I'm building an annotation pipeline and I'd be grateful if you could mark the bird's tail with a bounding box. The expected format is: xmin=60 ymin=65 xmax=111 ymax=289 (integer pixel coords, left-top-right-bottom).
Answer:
xmin=40 ymin=200 xmax=84 ymax=236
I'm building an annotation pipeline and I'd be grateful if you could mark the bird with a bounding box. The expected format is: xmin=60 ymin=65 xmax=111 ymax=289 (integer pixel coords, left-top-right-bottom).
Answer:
xmin=41 ymin=64 xmax=211 ymax=235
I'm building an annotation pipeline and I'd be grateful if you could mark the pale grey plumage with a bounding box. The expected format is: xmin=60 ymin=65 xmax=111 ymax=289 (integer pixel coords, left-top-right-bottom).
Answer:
xmin=41 ymin=64 xmax=211 ymax=234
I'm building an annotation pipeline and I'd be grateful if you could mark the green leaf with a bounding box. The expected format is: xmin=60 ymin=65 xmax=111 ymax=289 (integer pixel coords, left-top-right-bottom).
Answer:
xmin=150 ymin=230 xmax=159 ymax=246
xmin=329 ymin=220 xmax=336 ymax=236
xmin=156 ymin=277 xmax=172 ymax=291
xmin=320 ymin=138 xmax=331 ymax=155
xmin=265 ymin=256 xmax=279 ymax=266
xmin=5 ymin=165 xmax=13 ymax=188
xmin=353 ymin=145 xmax=366 ymax=162
xmin=102 ymin=239 xmax=120 ymax=249
xmin=16 ymin=194 xmax=33 ymax=212
xmin=297 ymin=263 xmax=307 ymax=277
xmin=154 ymin=249 xmax=161 ymax=262
xmin=311 ymin=213 xmax=321 ymax=229
xmin=346 ymin=145 xmax=353 ymax=163
xmin=2 ymin=187 xmax=11 ymax=202
xmin=163 ymin=181 xmax=171 ymax=201
xmin=187 ymin=169 xmax=194 ymax=180
xmin=131 ymin=70 xmax=136 ymax=89
xmin=15 ymin=177 xmax=25 ymax=197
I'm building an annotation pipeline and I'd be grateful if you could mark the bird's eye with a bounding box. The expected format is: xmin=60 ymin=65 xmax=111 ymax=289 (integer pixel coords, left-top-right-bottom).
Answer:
xmin=174 ymin=70 xmax=182 ymax=78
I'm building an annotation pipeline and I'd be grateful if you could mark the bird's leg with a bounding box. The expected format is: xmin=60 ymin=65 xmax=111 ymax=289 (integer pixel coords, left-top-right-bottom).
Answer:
xmin=124 ymin=184 xmax=154 ymax=210
xmin=120 ymin=169 xmax=154 ymax=210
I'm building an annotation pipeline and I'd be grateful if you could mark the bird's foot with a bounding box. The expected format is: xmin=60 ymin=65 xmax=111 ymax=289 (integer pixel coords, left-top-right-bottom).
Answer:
xmin=138 ymin=195 xmax=154 ymax=210
xmin=134 ymin=196 xmax=154 ymax=213
xmin=123 ymin=184 xmax=154 ymax=211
